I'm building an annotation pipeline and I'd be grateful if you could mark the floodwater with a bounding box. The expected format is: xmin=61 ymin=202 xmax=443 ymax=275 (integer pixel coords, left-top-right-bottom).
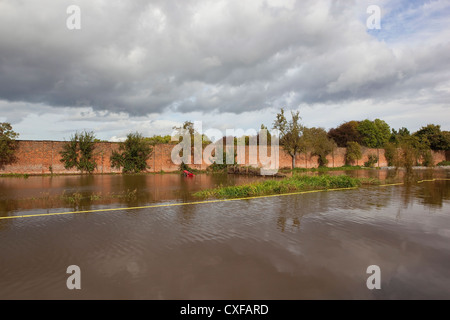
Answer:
xmin=0 ymin=169 xmax=449 ymax=299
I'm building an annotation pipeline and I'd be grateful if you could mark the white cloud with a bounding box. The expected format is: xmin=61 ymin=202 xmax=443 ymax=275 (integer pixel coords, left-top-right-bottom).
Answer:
xmin=0 ymin=0 xmax=449 ymax=139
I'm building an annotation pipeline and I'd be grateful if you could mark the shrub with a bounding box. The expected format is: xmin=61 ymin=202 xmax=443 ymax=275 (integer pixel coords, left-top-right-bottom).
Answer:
xmin=60 ymin=130 xmax=97 ymax=173
xmin=110 ymin=132 xmax=152 ymax=173
xmin=398 ymin=140 xmax=419 ymax=173
xmin=0 ymin=122 xmax=19 ymax=168
xmin=346 ymin=141 xmax=362 ymax=165
xmin=364 ymin=154 xmax=378 ymax=167
xmin=179 ymin=161 xmax=200 ymax=173
xmin=421 ymin=149 xmax=434 ymax=167
xmin=383 ymin=142 xmax=397 ymax=166
xmin=303 ymin=127 xmax=335 ymax=167
xmin=207 ymin=149 xmax=237 ymax=172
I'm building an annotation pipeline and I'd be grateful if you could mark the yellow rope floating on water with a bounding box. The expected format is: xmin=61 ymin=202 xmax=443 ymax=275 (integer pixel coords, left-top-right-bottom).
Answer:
xmin=416 ymin=178 xmax=450 ymax=183
xmin=0 ymin=178 xmax=449 ymax=221
xmin=378 ymin=182 xmax=404 ymax=187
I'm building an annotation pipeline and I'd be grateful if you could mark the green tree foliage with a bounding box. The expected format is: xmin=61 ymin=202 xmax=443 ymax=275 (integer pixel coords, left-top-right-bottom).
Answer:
xmin=60 ymin=130 xmax=97 ymax=173
xmin=0 ymin=122 xmax=19 ymax=168
xmin=421 ymin=149 xmax=434 ymax=167
xmin=303 ymin=127 xmax=336 ymax=167
xmin=389 ymin=127 xmax=410 ymax=144
xmin=110 ymin=132 xmax=153 ymax=173
xmin=357 ymin=119 xmax=391 ymax=167
xmin=327 ymin=121 xmax=362 ymax=147
xmin=272 ymin=109 xmax=306 ymax=169
xmin=364 ymin=154 xmax=379 ymax=168
xmin=383 ymin=142 xmax=397 ymax=166
xmin=387 ymin=135 xmax=434 ymax=171
xmin=386 ymin=128 xmax=436 ymax=168
xmin=413 ymin=124 xmax=450 ymax=151
xmin=357 ymin=119 xmax=391 ymax=148
xmin=145 ymin=135 xmax=174 ymax=145
xmin=397 ymin=136 xmax=422 ymax=173
xmin=345 ymin=141 xmax=362 ymax=165
xmin=60 ymin=138 xmax=78 ymax=169
xmin=208 ymin=148 xmax=238 ymax=172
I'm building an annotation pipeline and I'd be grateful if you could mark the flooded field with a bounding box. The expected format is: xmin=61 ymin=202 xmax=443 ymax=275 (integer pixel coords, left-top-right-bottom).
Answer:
xmin=0 ymin=169 xmax=449 ymax=299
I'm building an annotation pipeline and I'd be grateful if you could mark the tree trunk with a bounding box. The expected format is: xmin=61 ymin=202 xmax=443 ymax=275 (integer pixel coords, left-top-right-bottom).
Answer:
xmin=292 ymin=152 xmax=296 ymax=169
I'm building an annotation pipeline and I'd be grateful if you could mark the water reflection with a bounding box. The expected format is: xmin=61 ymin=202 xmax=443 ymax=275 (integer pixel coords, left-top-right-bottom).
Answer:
xmin=0 ymin=173 xmax=267 ymax=217
xmin=0 ymin=169 xmax=449 ymax=299
xmin=276 ymin=195 xmax=304 ymax=232
xmin=176 ymin=201 xmax=197 ymax=225
xmin=414 ymin=180 xmax=450 ymax=208
xmin=0 ymin=169 xmax=449 ymax=218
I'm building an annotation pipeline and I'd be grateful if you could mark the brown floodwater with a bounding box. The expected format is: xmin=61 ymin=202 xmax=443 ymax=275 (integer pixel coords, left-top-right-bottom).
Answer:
xmin=0 ymin=169 xmax=449 ymax=299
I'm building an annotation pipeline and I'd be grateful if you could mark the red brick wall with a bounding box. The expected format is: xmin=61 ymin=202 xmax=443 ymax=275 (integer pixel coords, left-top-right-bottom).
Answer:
xmin=0 ymin=140 xmax=447 ymax=174
xmin=1 ymin=141 xmax=123 ymax=174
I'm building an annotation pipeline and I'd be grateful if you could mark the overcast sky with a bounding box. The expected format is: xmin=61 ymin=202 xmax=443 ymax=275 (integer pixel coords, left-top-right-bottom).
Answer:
xmin=0 ymin=0 xmax=449 ymax=141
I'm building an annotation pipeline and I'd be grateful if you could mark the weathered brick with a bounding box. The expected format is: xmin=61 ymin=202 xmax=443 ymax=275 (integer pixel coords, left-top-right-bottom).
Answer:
xmin=0 ymin=140 xmax=446 ymax=174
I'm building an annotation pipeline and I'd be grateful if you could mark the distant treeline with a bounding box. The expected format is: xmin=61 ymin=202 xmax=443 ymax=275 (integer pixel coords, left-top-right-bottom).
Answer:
xmin=1 ymin=113 xmax=449 ymax=174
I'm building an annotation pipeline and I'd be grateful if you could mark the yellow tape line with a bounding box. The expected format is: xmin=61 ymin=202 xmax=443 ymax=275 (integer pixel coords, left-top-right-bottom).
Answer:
xmin=0 ymin=187 xmax=358 ymax=221
xmin=0 ymin=178 xmax=448 ymax=221
xmin=417 ymin=178 xmax=450 ymax=183
xmin=378 ymin=182 xmax=404 ymax=187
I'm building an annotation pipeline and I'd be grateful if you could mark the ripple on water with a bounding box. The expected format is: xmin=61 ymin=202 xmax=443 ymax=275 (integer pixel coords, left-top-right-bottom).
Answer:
xmin=1 ymin=172 xmax=450 ymax=299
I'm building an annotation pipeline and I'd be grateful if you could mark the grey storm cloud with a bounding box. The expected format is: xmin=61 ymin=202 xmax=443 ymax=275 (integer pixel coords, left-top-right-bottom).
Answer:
xmin=0 ymin=0 xmax=449 ymax=118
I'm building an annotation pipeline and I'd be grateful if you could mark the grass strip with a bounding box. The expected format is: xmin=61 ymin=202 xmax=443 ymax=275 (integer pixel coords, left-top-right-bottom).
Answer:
xmin=194 ymin=174 xmax=380 ymax=199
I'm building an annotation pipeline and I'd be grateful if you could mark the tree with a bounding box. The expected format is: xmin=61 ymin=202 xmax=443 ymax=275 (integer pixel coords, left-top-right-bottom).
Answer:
xmin=383 ymin=142 xmax=397 ymax=167
xmin=0 ymin=122 xmax=19 ymax=168
xmin=346 ymin=141 xmax=362 ymax=165
xmin=357 ymin=119 xmax=391 ymax=167
xmin=389 ymin=127 xmax=410 ymax=144
xmin=413 ymin=124 xmax=450 ymax=151
xmin=304 ymin=127 xmax=336 ymax=167
xmin=110 ymin=132 xmax=152 ymax=173
xmin=327 ymin=121 xmax=362 ymax=147
xmin=145 ymin=135 xmax=175 ymax=145
xmin=172 ymin=120 xmax=211 ymax=147
xmin=364 ymin=154 xmax=379 ymax=168
xmin=386 ymin=133 xmax=435 ymax=170
xmin=60 ymin=130 xmax=97 ymax=173
xmin=357 ymin=119 xmax=391 ymax=148
xmin=396 ymin=136 xmax=423 ymax=173
xmin=272 ymin=109 xmax=305 ymax=169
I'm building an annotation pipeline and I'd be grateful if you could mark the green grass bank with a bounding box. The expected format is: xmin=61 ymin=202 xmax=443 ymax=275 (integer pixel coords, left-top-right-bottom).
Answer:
xmin=194 ymin=174 xmax=380 ymax=199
